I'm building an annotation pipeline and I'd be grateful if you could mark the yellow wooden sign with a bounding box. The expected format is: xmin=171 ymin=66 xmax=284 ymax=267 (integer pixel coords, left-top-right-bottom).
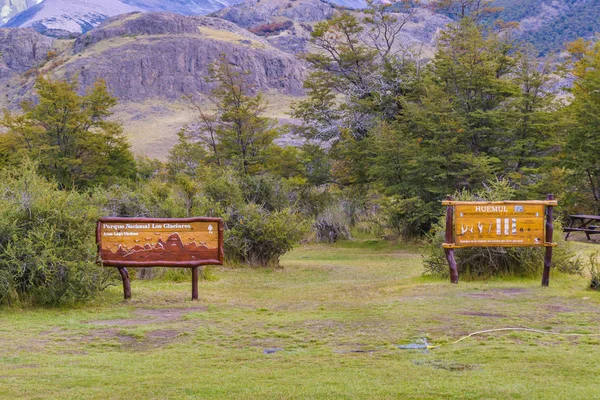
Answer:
xmin=452 ymin=202 xmax=546 ymax=248
xmin=441 ymin=198 xmax=558 ymax=285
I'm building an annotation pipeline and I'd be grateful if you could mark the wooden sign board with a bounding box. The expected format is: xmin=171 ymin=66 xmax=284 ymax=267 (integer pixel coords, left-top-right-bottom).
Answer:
xmin=96 ymin=217 xmax=224 ymax=300
xmin=97 ymin=217 xmax=223 ymax=267
xmin=441 ymin=197 xmax=557 ymax=286
xmin=453 ymin=203 xmax=545 ymax=247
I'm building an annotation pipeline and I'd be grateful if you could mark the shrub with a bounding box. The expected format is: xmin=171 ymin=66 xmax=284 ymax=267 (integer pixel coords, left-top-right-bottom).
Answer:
xmin=378 ymin=195 xmax=435 ymax=240
xmin=589 ymin=253 xmax=600 ymax=290
xmin=313 ymin=205 xmax=351 ymax=243
xmin=0 ymin=162 xmax=115 ymax=306
xmin=423 ymin=180 xmax=583 ymax=279
xmin=225 ymin=203 xmax=309 ymax=267
xmin=239 ymin=173 xmax=290 ymax=211
xmin=92 ymin=179 xmax=187 ymax=218
xmin=248 ymin=20 xmax=294 ymax=37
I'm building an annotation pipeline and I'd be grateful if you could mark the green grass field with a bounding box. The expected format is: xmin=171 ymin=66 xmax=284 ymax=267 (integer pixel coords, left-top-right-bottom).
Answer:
xmin=2 ymin=240 xmax=600 ymax=399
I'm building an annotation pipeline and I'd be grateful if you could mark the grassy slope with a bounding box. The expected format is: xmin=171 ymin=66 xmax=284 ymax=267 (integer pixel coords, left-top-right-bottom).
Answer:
xmin=1 ymin=240 xmax=600 ymax=399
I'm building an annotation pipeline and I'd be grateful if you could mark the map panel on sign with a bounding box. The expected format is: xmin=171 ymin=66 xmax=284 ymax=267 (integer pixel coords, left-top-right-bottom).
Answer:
xmin=454 ymin=204 xmax=545 ymax=247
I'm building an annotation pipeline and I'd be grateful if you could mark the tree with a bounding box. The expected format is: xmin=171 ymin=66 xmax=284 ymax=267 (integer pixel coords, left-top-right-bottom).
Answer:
xmin=293 ymin=4 xmax=422 ymax=143
xmin=502 ymin=48 xmax=562 ymax=196
xmin=0 ymin=77 xmax=135 ymax=189
xmin=172 ymin=56 xmax=281 ymax=176
xmin=369 ymin=16 xmax=564 ymax=234
xmin=167 ymin=128 xmax=208 ymax=178
xmin=563 ymin=40 xmax=600 ymax=212
xmin=291 ymin=3 xmax=423 ymax=189
xmin=371 ymin=18 xmax=518 ymax=197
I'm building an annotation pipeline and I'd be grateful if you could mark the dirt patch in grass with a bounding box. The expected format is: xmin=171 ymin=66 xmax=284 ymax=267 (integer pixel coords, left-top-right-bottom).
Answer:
xmin=85 ymin=327 xmax=186 ymax=350
xmin=146 ymin=329 xmax=181 ymax=340
xmin=489 ymin=288 xmax=530 ymax=295
xmin=414 ymin=359 xmax=480 ymax=371
xmin=463 ymin=292 xmax=495 ymax=298
xmin=460 ymin=311 xmax=506 ymax=318
xmin=546 ymin=305 xmax=576 ymax=313
xmin=89 ymin=306 xmax=208 ymax=327
xmin=135 ymin=306 xmax=207 ymax=319
xmin=462 ymin=288 xmax=530 ymax=299
xmin=89 ymin=319 xmax=151 ymax=327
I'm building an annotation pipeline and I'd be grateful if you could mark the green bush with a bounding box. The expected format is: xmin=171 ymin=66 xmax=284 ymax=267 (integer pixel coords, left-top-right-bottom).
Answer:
xmin=0 ymin=162 xmax=115 ymax=306
xmin=378 ymin=195 xmax=436 ymax=240
xmin=589 ymin=253 xmax=600 ymax=291
xmin=423 ymin=180 xmax=583 ymax=279
xmin=225 ymin=203 xmax=309 ymax=267
xmin=313 ymin=205 xmax=351 ymax=243
xmin=92 ymin=179 xmax=187 ymax=218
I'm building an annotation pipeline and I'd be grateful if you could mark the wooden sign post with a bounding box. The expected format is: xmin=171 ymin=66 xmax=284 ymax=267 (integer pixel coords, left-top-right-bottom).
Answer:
xmin=96 ymin=217 xmax=224 ymax=300
xmin=442 ymin=195 xmax=557 ymax=286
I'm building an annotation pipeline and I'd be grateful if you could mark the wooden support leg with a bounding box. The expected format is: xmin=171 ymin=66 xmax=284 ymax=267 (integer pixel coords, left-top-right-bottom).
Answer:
xmin=117 ymin=267 xmax=131 ymax=300
xmin=565 ymin=218 xmax=573 ymax=240
xmin=542 ymin=194 xmax=555 ymax=287
xmin=445 ymin=248 xmax=459 ymax=284
xmin=445 ymin=196 xmax=459 ymax=284
xmin=192 ymin=267 xmax=199 ymax=300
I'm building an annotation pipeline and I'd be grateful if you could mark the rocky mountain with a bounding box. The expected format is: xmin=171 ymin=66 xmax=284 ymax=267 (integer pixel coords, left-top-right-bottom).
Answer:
xmin=213 ymin=0 xmax=335 ymax=53
xmin=0 ymin=1 xmax=455 ymax=159
xmin=214 ymin=0 xmax=449 ymax=55
xmin=0 ymin=0 xmax=41 ymax=24
xmin=3 ymin=0 xmax=242 ymax=36
xmin=1 ymin=0 xmax=368 ymax=37
xmin=492 ymin=0 xmax=600 ymax=55
xmin=0 ymin=12 xmax=307 ymax=156
xmin=1 ymin=12 xmax=305 ymax=101
xmin=0 ymin=27 xmax=53 ymax=79
xmin=65 ymin=12 xmax=305 ymax=100
xmin=4 ymin=0 xmax=141 ymax=36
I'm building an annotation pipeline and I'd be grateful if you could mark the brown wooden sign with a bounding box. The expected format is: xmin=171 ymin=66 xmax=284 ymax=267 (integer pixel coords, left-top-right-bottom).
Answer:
xmin=97 ymin=217 xmax=224 ymax=300
xmin=441 ymin=196 xmax=557 ymax=286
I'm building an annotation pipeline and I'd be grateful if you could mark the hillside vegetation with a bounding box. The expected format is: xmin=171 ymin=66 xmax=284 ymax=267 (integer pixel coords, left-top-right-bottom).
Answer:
xmin=494 ymin=0 xmax=600 ymax=54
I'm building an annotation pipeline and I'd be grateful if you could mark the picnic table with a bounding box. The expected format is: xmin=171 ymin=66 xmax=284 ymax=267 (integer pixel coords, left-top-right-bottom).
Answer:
xmin=564 ymin=215 xmax=600 ymax=240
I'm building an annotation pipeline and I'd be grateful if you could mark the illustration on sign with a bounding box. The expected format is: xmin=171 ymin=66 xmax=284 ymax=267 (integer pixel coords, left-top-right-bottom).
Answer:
xmin=441 ymin=197 xmax=557 ymax=286
xmin=454 ymin=203 xmax=545 ymax=247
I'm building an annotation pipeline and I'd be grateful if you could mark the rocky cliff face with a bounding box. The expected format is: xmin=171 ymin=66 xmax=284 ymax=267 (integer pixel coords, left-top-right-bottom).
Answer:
xmin=215 ymin=0 xmax=449 ymax=55
xmin=56 ymin=13 xmax=305 ymax=101
xmin=214 ymin=0 xmax=334 ymax=28
xmin=0 ymin=27 xmax=53 ymax=79
xmin=213 ymin=0 xmax=338 ymax=54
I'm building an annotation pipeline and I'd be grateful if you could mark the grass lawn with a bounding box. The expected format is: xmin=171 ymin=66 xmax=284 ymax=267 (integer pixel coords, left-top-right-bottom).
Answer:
xmin=2 ymin=240 xmax=600 ymax=399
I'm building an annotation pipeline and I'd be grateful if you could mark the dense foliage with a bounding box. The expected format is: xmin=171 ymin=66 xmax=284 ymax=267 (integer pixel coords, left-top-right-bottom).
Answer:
xmin=0 ymin=162 xmax=114 ymax=306
xmin=0 ymin=78 xmax=136 ymax=189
